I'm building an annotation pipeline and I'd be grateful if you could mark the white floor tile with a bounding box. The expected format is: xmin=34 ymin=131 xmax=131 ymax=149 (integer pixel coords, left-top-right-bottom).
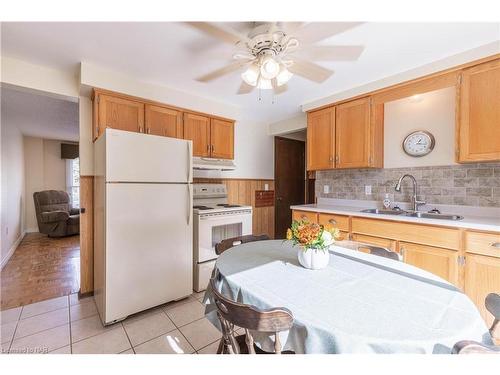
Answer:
xmin=72 ymin=326 xmax=131 ymax=354
xmin=165 ymin=300 xmax=205 ymax=327
xmin=197 ymin=340 xmax=221 ymax=354
xmin=20 ymin=296 xmax=68 ymax=319
xmin=134 ymin=329 xmax=194 ymax=354
xmin=0 ymin=306 xmax=22 ymax=324
xmin=15 ymin=308 xmax=69 ymax=339
xmin=179 ymin=318 xmax=221 ymax=350
xmin=69 ymin=293 xmax=94 ymax=306
xmin=119 ymin=348 xmax=135 ymax=354
xmin=49 ymin=345 xmax=71 ymax=354
xmin=70 ymin=315 xmax=113 ymax=343
xmin=123 ymin=312 xmax=176 ymax=347
xmin=1 ymin=321 xmax=17 ymax=344
xmin=10 ymin=324 xmax=70 ymax=354
xmin=70 ymin=300 xmax=97 ymax=321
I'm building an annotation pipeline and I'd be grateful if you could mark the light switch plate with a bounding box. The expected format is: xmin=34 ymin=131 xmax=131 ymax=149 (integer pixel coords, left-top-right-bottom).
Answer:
xmin=323 ymin=185 xmax=330 ymax=194
xmin=264 ymin=183 xmax=269 ymax=191
xmin=365 ymin=185 xmax=372 ymax=195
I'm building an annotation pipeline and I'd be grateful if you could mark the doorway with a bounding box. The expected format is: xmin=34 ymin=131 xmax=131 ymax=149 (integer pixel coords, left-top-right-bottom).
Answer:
xmin=274 ymin=136 xmax=306 ymax=239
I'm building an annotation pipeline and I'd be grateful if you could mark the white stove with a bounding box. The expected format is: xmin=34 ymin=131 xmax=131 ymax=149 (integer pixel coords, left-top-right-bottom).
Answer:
xmin=192 ymin=184 xmax=252 ymax=291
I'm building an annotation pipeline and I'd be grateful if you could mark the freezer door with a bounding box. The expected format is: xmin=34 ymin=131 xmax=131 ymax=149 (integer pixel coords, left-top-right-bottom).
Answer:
xmin=105 ymin=129 xmax=192 ymax=183
xmin=104 ymin=182 xmax=193 ymax=323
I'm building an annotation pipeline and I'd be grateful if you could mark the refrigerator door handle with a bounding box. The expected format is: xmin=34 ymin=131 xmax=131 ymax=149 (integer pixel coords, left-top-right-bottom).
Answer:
xmin=187 ymin=141 xmax=192 ymax=183
xmin=187 ymin=183 xmax=193 ymax=225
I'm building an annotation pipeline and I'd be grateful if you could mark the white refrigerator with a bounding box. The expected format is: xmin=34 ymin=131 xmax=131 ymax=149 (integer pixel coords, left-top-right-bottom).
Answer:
xmin=94 ymin=129 xmax=193 ymax=324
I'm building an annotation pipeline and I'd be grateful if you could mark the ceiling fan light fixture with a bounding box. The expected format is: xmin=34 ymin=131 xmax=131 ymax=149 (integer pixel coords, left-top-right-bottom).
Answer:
xmin=257 ymin=77 xmax=273 ymax=90
xmin=260 ymin=55 xmax=280 ymax=80
xmin=276 ymin=65 xmax=293 ymax=86
xmin=241 ymin=63 xmax=260 ymax=86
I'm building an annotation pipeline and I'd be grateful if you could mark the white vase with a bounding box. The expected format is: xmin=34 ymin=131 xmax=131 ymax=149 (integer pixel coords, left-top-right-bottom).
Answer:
xmin=297 ymin=247 xmax=330 ymax=270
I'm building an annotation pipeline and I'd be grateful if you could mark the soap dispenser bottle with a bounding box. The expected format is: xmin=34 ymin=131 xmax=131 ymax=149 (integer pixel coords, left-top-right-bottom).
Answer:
xmin=383 ymin=193 xmax=391 ymax=209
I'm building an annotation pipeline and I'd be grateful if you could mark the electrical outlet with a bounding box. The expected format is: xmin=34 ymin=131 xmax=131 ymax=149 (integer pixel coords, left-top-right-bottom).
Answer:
xmin=264 ymin=183 xmax=269 ymax=191
xmin=323 ymin=185 xmax=330 ymax=194
xmin=365 ymin=185 xmax=372 ymax=195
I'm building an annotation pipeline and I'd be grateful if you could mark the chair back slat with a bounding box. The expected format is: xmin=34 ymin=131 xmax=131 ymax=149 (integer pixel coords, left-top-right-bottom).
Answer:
xmin=215 ymin=234 xmax=270 ymax=255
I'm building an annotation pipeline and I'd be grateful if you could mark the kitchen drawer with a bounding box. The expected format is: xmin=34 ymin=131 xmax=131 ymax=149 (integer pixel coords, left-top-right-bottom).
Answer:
xmin=318 ymin=213 xmax=350 ymax=232
xmin=465 ymin=231 xmax=500 ymax=258
xmin=292 ymin=210 xmax=318 ymax=223
xmin=351 ymin=217 xmax=460 ymax=250
xmin=351 ymin=233 xmax=397 ymax=252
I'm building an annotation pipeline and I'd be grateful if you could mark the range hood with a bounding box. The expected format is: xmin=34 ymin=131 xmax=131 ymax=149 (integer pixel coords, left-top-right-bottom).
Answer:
xmin=192 ymin=157 xmax=236 ymax=171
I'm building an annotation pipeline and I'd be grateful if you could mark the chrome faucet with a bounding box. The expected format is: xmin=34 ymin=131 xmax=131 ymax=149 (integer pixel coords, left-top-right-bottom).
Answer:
xmin=394 ymin=174 xmax=426 ymax=212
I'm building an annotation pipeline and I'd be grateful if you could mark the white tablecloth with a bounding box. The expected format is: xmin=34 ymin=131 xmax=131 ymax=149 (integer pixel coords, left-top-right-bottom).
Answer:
xmin=204 ymin=240 xmax=492 ymax=354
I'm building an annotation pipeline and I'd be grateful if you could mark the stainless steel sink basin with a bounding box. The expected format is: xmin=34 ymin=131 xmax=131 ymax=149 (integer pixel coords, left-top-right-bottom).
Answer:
xmin=404 ymin=212 xmax=464 ymax=220
xmin=360 ymin=208 xmax=406 ymax=215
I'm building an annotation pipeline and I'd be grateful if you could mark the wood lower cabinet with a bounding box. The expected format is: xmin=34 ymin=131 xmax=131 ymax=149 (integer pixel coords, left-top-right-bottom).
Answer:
xmin=183 ymin=113 xmax=211 ymax=157
xmin=307 ymin=107 xmax=335 ymax=171
xmin=351 ymin=233 xmax=397 ymax=252
xmin=210 ymin=118 xmax=234 ymax=159
xmin=400 ymin=242 xmax=459 ymax=286
xmin=318 ymin=213 xmax=349 ymax=232
xmin=458 ymin=59 xmax=500 ymax=162
xmin=145 ymin=105 xmax=182 ymax=138
xmin=292 ymin=210 xmax=318 ymax=223
xmin=95 ymin=94 xmax=145 ymax=140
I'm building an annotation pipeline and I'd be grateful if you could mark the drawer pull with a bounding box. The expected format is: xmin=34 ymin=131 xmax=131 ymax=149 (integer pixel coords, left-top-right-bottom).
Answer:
xmin=301 ymin=215 xmax=308 ymax=220
xmin=490 ymin=242 xmax=500 ymax=248
xmin=329 ymin=219 xmax=337 ymax=225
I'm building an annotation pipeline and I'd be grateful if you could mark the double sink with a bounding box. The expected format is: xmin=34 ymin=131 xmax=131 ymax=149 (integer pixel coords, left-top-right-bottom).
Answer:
xmin=360 ymin=208 xmax=464 ymax=221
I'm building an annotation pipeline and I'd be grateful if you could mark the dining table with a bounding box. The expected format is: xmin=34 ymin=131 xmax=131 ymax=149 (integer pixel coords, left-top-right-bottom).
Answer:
xmin=203 ymin=240 xmax=492 ymax=354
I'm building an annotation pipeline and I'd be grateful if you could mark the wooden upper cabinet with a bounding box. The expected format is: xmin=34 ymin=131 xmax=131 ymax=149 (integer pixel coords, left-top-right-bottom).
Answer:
xmin=183 ymin=113 xmax=210 ymax=157
xmin=307 ymin=107 xmax=335 ymax=171
xmin=145 ymin=105 xmax=183 ymax=138
xmin=335 ymin=97 xmax=382 ymax=168
xmin=458 ymin=59 xmax=500 ymax=162
xmin=210 ymin=119 xmax=234 ymax=159
xmin=96 ymin=93 xmax=145 ymax=139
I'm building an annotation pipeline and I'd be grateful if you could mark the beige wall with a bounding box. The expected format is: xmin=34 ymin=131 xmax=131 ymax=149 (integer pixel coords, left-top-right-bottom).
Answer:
xmin=384 ymin=87 xmax=456 ymax=168
xmin=24 ymin=137 xmax=71 ymax=232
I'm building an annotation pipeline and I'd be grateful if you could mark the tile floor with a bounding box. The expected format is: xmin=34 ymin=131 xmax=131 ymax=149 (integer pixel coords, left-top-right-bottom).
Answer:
xmin=1 ymin=291 xmax=229 ymax=354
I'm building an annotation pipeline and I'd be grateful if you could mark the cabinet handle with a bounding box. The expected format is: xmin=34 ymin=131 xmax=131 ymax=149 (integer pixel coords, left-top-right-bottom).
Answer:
xmin=490 ymin=242 xmax=500 ymax=248
xmin=335 ymin=155 xmax=339 ymax=162
xmin=211 ymin=145 xmax=215 ymax=152
xmin=329 ymin=219 xmax=337 ymax=225
xmin=206 ymin=144 xmax=210 ymax=152
xmin=147 ymin=127 xmax=151 ymax=134
xmin=301 ymin=215 xmax=308 ymax=220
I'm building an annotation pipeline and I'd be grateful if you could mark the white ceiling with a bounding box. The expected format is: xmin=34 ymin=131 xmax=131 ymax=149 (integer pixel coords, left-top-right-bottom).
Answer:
xmin=1 ymin=87 xmax=79 ymax=141
xmin=1 ymin=22 xmax=499 ymax=123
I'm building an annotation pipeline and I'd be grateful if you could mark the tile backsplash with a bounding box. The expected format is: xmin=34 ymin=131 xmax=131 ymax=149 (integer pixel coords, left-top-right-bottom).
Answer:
xmin=315 ymin=163 xmax=500 ymax=207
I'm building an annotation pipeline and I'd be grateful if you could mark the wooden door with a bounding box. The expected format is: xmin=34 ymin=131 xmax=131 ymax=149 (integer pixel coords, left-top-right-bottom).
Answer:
xmin=335 ymin=97 xmax=371 ymax=168
xmin=145 ymin=105 xmax=182 ymax=138
xmin=458 ymin=59 xmax=500 ymax=162
xmin=274 ymin=137 xmax=305 ymax=239
xmin=307 ymin=107 xmax=335 ymax=170
xmin=97 ymin=94 xmax=144 ymax=136
xmin=210 ymin=119 xmax=234 ymax=159
xmin=464 ymin=254 xmax=500 ymax=327
xmin=183 ymin=113 xmax=210 ymax=157
xmin=400 ymin=242 xmax=459 ymax=286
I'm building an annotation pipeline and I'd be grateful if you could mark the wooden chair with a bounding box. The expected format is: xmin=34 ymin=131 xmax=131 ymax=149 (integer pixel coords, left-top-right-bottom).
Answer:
xmin=209 ymin=277 xmax=294 ymax=354
xmin=356 ymin=244 xmax=401 ymax=261
xmin=486 ymin=293 xmax=500 ymax=338
xmin=215 ymin=234 xmax=270 ymax=255
xmin=452 ymin=340 xmax=500 ymax=354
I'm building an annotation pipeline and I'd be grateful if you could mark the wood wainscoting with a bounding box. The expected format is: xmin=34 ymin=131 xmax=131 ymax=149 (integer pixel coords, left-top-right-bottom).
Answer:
xmin=194 ymin=178 xmax=275 ymax=239
xmin=80 ymin=175 xmax=94 ymax=294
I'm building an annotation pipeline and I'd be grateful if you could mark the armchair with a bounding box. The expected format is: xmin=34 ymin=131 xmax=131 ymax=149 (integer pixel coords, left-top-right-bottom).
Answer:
xmin=33 ymin=190 xmax=80 ymax=237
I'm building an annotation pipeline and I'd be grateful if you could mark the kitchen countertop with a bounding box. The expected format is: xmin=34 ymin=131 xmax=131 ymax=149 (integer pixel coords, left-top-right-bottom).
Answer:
xmin=291 ymin=199 xmax=500 ymax=232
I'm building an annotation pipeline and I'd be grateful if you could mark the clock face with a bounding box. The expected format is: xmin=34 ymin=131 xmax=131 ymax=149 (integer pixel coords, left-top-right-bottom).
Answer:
xmin=403 ymin=131 xmax=435 ymax=157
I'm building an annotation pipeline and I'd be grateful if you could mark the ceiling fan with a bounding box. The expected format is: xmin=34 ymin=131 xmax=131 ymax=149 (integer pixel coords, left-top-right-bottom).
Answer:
xmin=187 ymin=22 xmax=365 ymax=95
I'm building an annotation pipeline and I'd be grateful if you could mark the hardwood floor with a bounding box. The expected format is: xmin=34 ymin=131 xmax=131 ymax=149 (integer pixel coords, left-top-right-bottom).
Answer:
xmin=1 ymin=233 xmax=80 ymax=310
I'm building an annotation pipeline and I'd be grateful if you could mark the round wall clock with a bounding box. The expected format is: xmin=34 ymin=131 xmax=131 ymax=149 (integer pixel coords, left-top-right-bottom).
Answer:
xmin=402 ymin=130 xmax=435 ymax=157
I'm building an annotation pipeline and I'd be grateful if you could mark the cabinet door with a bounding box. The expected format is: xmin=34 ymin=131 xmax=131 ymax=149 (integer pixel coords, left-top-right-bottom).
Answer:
xmin=464 ymin=254 xmax=500 ymax=328
xmin=183 ymin=113 xmax=210 ymax=157
xmin=335 ymin=97 xmax=371 ymax=168
xmin=400 ymin=242 xmax=459 ymax=286
xmin=458 ymin=59 xmax=500 ymax=162
xmin=318 ymin=213 xmax=350 ymax=232
xmin=351 ymin=233 xmax=397 ymax=252
xmin=210 ymin=119 xmax=234 ymax=159
xmin=98 ymin=94 xmax=145 ymax=135
xmin=145 ymin=105 xmax=182 ymax=138
xmin=292 ymin=210 xmax=318 ymax=223
xmin=307 ymin=107 xmax=335 ymax=171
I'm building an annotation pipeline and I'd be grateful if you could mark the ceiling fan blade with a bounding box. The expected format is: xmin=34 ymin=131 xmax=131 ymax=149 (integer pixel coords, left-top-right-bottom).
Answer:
xmin=186 ymin=22 xmax=249 ymax=45
xmin=296 ymin=45 xmax=365 ymax=61
xmin=274 ymin=83 xmax=288 ymax=95
xmin=196 ymin=61 xmax=248 ymax=82
xmin=293 ymin=22 xmax=364 ymax=44
xmin=279 ymin=22 xmax=305 ymax=35
xmin=287 ymin=59 xmax=334 ymax=83
xmin=237 ymin=82 xmax=255 ymax=95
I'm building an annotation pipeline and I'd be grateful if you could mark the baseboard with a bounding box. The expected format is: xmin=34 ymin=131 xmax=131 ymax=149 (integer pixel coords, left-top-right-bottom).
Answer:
xmin=1 ymin=231 xmax=26 ymax=269
xmin=25 ymin=227 xmax=39 ymax=233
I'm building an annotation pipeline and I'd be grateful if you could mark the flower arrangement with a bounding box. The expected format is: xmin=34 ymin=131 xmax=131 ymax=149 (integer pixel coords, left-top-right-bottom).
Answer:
xmin=286 ymin=220 xmax=341 ymax=251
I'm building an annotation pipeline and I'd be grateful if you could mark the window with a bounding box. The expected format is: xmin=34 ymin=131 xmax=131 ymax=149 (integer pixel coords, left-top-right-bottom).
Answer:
xmin=66 ymin=157 xmax=80 ymax=208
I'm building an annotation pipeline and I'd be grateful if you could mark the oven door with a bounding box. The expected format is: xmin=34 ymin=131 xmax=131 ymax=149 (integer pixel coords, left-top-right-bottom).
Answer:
xmin=197 ymin=211 xmax=252 ymax=263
